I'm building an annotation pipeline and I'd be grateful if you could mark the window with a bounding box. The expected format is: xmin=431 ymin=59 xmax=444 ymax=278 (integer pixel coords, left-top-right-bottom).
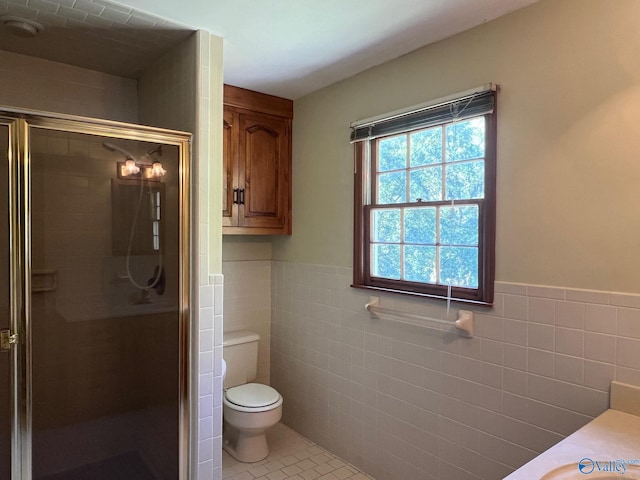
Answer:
xmin=352 ymin=88 xmax=496 ymax=304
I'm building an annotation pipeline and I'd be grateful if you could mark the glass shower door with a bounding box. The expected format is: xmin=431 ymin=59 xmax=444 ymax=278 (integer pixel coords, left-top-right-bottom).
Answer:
xmin=0 ymin=123 xmax=11 ymax=480
xmin=28 ymin=125 xmax=185 ymax=480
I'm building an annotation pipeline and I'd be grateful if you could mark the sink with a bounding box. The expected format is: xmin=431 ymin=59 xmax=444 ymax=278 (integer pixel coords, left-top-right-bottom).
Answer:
xmin=505 ymin=384 xmax=640 ymax=480
xmin=541 ymin=463 xmax=640 ymax=479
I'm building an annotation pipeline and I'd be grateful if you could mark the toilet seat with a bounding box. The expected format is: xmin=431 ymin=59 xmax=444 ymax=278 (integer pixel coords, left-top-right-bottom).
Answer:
xmin=224 ymin=383 xmax=283 ymax=413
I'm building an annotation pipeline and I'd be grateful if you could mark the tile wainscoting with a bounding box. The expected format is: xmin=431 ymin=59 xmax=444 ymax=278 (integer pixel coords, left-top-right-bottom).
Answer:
xmin=198 ymin=273 xmax=224 ymax=480
xmin=271 ymin=261 xmax=640 ymax=480
xmin=222 ymin=259 xmax=272 ymax=385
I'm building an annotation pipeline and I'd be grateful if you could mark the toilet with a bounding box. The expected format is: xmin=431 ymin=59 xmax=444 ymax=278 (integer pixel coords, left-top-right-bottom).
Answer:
xmin=222 ymin=330 xmax=283 ymax=463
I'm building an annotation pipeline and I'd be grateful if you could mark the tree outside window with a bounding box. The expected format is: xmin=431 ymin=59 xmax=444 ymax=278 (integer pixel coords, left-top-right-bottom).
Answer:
xmin=352 ymin=90 xmax=496 ymax=304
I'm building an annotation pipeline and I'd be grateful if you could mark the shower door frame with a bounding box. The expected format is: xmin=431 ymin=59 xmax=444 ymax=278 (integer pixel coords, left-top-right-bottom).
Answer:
xmin=1 ymin=108 xmax=193 ymax=480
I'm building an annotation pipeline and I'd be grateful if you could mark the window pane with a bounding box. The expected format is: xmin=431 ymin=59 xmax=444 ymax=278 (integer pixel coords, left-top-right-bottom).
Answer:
xmin=409 ymin=167 xmax=442 ymax=202
xmin=440 ymin=205 xmax=479 ymax=246
xmin=378 ymin=171 xmax=407 ymax=204
xmin=404 ymin=207 xmax=436 ymax=244
xmin=445 ymin=160 xmax=484 ymax=200
xmin=371 ymin=244 xmax=401 ymax=279
xmin=440 ymin=246 xmax=478 ymax=288
xmin=404 ymin=246 xmax=437 ymax=283
xmin=372 ymin=209 xmax=401 ymax=242
xmin=378 ymin=134 xmax=407 ymax=171
xmin=445 ymin=117 xmax=485 ymax=162
xmin=410 ymin=127 xmax=442 ymax=167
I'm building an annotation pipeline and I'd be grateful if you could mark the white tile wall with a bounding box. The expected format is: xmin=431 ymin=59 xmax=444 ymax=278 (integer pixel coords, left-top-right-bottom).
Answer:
xmin=198 ymin=274 xmax=224 ymax=480
xmin=271 ymin=262 xmax=640 ymax=480
xmin=195 ymin=32 xmax=223 ymax=480
xmin=222 ymin=260 xmax=272 ymax=385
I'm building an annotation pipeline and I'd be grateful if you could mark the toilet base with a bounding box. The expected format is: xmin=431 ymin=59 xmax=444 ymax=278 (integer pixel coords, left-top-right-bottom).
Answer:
xmin=223 ymin=423 xmax=270 ymax=463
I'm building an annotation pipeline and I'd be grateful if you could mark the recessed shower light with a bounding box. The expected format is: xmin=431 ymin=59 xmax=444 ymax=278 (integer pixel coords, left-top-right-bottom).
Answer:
xmin=0 ymin=16 xmax=44 ymax=38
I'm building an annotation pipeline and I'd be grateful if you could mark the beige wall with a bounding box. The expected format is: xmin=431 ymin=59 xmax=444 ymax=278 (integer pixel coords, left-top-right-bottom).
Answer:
xmin=270 ymin=1 xmax=640 ymax=478
xmin=273 ymin=0 xmax=640 ymax=294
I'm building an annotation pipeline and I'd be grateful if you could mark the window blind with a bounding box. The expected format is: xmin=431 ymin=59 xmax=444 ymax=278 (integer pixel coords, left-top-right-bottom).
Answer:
xmin=350 ymin=88 xmax=495 ymax=143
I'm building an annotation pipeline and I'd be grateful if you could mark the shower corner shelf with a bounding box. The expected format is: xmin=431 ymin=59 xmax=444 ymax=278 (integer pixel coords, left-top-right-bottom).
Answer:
xmin=32 ymin=269 xmax=57 ymax=292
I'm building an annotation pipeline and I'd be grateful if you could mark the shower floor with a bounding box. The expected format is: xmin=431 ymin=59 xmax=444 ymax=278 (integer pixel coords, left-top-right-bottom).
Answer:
xmin=39 ymin=452 xmax=157 ymax=480
xmin=222 ymin=423 xmax=374 ymax=480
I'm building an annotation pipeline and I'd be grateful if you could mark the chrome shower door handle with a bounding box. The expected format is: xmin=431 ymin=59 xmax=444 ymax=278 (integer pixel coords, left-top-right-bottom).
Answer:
xmin=0 ymin=329 xmax=17 ymax=352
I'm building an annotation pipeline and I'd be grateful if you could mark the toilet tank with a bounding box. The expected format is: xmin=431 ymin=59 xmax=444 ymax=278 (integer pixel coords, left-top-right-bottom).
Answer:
xmin=222 ymin=330 xmax=260 ymax=388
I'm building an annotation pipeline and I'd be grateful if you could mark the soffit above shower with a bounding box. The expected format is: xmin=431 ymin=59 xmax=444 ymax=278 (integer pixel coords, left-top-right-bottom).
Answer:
xmin=0 ymin=0 xmax=194 ymax=79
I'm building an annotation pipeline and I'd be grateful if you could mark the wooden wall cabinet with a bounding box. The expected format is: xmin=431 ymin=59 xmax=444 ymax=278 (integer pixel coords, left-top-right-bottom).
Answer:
xmin=223 ymin=85 xmax=293 ymax=235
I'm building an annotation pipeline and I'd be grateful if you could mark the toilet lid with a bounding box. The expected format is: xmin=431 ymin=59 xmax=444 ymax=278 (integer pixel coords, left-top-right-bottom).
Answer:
xmin=225 ymin=383 xmax=281 ymax=408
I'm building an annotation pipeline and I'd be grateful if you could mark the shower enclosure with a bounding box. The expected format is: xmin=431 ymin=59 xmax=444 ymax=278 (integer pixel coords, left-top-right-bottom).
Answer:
xmin=0 ymin=110 xmax=191 ymax=479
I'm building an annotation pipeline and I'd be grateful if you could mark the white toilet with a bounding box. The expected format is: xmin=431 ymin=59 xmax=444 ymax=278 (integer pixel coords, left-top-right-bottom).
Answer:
xmin=222 ymin=330 xmax=283 ymax=463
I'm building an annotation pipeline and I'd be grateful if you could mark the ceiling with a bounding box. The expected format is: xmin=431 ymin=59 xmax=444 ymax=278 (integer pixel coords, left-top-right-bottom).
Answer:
xmin=0 ymin=0 xmax=541 ymax=100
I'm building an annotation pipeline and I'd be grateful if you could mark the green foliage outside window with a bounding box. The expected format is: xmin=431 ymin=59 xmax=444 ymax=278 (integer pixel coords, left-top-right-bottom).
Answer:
xmin=371 ymin=117 xmax=485 ymax=289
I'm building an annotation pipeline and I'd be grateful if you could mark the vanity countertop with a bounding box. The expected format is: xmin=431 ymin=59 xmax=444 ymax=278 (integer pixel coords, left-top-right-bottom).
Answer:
xmin=504 ymin=382 xmax=640 ymax=479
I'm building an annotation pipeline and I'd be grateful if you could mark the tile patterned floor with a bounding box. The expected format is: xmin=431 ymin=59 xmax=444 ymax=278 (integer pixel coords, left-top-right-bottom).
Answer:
xmin=222 ymin=423 xmax=375 ymax=480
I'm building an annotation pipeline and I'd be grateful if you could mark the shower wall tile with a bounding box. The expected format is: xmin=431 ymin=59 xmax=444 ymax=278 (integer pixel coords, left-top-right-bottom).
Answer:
xmin=0 ymin=50 xmax=138 ymax=122
xmin=271 ymin=261 xmax=640 ymax=480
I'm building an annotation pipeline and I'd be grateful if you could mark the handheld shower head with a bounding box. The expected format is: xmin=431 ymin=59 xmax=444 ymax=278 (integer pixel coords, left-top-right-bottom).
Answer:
xmin=146 ymin=145 xmax=163 ymax=157
xmin=103 ymin=141 xmax=135 ymax=160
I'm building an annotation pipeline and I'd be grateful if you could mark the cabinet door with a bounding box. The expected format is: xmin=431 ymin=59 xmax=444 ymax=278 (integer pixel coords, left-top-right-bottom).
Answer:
xmin=237 ymin=112 xmax=290 ymax=231
xmin=222 ymin=108 xmax=237 ymax=227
